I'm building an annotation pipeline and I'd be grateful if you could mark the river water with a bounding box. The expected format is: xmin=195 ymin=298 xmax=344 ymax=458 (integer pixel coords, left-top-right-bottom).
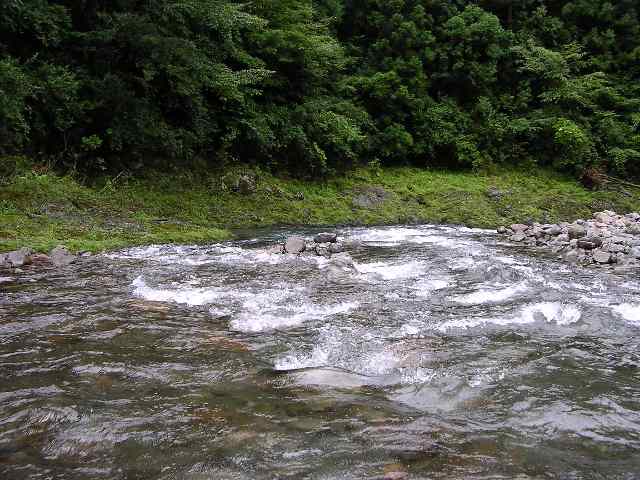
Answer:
xmin=1 ymin=225 xmax=640 ymax=479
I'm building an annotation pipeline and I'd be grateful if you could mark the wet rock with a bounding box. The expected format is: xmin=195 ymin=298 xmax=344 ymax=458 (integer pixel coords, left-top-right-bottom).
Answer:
xmin=326 ymin=252 xmax=357 ymax=273
xmin=30 ymin=253 xmax=51 ymax=264
xmin=564 ymin=250 xmax=579 ymax=263
xmin=49 ymin=246 xmax=76 ymax=267
xmin=626 ymin=224 xmax=640 ymax=235
xmin=314 ymin=243 xmax=331 ymax=258
xmin=594 ymin=212 xmax=613 ymax=224
xmin=593 ymin=250 xmax=612 ymax=264
xmin=383 ymin=464 xmax=409 ymax=480
xmin=382 ymin=471 xmax=409 ymax=480
xmin=556 ymin=233 xmax=570 ymax=243
xmin=568 ymin=225 xmax=587 ymax=239
xmin=497 ymin=226 xmax=507 ymax=234
xmin=545 ymin=225 xmax=562 ymax=236
xmin=510 ymin=233 xmax=526 ymax=242
xmin=328 ymin=242 xmax=344 ymax=254
xmin=313 ymin=232 xmax=338 ymax=244
xmin=284 ymin=236 xmax=306 ymax=255
xmin=577 ymin=240 xmax=597 ymax=250
xmin=529 ymin=226 xmax=544 ymax=239
xmin=5 ymin=247 xmax=34 ymax=267
xmin=605 ymin=242 xmax=626 ymax=253
xmin=510 ymin=224 xmax=529 ymax=233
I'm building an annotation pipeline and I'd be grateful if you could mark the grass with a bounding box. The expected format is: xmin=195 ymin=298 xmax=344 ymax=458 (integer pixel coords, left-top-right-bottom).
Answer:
xmin=2 ymin=161 xmax=640 ymax=253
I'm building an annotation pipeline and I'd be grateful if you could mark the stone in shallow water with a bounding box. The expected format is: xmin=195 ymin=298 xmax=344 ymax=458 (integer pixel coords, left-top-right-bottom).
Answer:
xmin=284 ymin=236 xmax=306 ymax=254
xmin=593 ymin=250 xmax=612 ymax=264
xmin=313 ymin=232 xmax=337 ymax=243
xmin=328 ymin=242 xmax=344 ymax=254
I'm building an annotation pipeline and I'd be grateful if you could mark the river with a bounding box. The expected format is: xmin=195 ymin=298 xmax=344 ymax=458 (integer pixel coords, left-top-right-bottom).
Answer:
xmin=1 ymin=225 xmax=640 ymax=479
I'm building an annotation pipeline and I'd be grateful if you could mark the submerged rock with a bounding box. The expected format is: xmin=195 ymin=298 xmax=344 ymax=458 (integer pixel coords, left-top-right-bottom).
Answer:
xmin=314 ymin=242 xmax=331 ymax=258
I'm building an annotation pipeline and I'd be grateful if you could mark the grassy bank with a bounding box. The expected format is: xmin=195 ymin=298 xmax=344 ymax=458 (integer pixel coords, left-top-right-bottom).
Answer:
xmin=2 ymin=163 xmax=640 ymax=253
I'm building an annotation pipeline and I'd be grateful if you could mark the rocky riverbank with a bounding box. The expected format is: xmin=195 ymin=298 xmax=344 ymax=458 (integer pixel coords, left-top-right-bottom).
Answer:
xmin=0 ymin=246 xmax=82 ymax=272
xmin=498 ymin=210 xmax=640 ymax=267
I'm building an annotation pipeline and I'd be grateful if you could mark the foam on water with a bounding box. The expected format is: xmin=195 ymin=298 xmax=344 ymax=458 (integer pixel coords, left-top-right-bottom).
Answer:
xmin=436 ymin=302 xmax=582 ymax=331
xmin=230 ymin=300 xmax=358 ymax=333
xmin=612 ymin=304 xmax=640 ymax=323
xmin=356 ymin=260 xmax=426 ymax=280
xmin=452 ymin=282 xmax=529 ymax=305
xmin=131 ymin=276 xmax=223 ymax=306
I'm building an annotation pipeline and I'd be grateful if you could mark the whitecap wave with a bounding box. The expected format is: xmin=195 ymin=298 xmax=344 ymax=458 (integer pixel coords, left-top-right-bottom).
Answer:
xmin=357 ymin=261 xmax=425 ymax=280
xmin=612 ymin=304 xmax=640 ymax=323
xmin=436 ymin=302 xmax=581 ymax=331
xmin=131 ymin=276 xmax=223 ymax=306
xmin=230 ymin=300 xmax=358 ymax=333
xmin=452 ymin=283 xmax=528 ymax=305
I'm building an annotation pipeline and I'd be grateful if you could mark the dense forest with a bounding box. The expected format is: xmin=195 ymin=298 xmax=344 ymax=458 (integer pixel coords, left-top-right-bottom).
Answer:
xmin=1 ymin=0 xmax=639 ymax=179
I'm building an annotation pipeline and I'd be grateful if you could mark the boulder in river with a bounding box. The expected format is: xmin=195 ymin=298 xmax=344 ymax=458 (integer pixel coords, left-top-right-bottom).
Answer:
xmin=3 ymin=248 xmax=34 ymax=267
xmin=49 ymin=246 xmax=76 ymax=267
xmin=593 ymin=249 xmax=612 ymax=264
xmin=545 ymin=225 xmax=562 ymax=236
xmin=328 ymin=242 xmax=344 ymax=254
xmin=313 ymin=232 xmax=338 ymax=244
xmin=284 ymin=236 xmax=306 ymax=255
xmin=314 ymin=243 xmax=331 ymax=258
xmin=510 ymin=224 xmax=529 ymax=233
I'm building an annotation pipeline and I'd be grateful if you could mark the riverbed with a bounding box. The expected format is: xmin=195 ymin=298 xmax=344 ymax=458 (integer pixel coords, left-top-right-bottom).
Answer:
xmin=1 ymin=225 xmax=640 ymax=478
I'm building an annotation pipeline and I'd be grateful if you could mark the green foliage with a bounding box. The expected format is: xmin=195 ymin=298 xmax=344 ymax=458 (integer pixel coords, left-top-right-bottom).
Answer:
xmin=1 ymin=0 xmax=639 ymax=179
